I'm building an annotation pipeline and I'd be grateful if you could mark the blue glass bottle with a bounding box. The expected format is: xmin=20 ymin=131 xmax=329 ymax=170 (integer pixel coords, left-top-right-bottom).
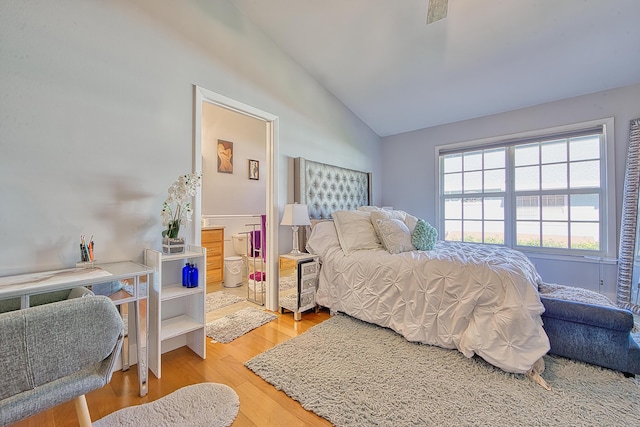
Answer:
xmin=182 ymin=263 xmax=191 ymax=286
xmin=188 ymin=263 xmax=199 ymax=288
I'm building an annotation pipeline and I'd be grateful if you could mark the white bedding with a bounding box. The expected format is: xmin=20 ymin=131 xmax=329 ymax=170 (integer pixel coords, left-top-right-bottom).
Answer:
xmin=308 ymin=222 xmax=550 ymax=374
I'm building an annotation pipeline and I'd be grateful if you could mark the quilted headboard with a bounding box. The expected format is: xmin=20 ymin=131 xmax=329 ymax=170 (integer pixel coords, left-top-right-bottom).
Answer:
xmin=294 ymin=157 xmax=372 ymax=219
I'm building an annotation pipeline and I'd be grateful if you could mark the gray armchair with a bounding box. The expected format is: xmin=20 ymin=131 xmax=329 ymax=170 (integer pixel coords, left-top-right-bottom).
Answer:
xmin=0 ymin=295 xmax=124 ymax=426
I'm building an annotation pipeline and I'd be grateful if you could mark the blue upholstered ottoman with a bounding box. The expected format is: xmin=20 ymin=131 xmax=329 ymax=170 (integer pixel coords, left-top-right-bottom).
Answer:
xmin=539 ymin=283 xmax=640 ymax=375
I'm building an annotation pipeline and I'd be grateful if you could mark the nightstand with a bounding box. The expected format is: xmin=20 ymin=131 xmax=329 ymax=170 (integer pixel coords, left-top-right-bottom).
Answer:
xmin=278 ymin=253 xmax=319 ymax=321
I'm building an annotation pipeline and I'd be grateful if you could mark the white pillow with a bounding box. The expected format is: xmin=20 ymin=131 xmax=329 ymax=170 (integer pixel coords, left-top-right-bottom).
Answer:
xmin=310 ymin=219 xmax=332 ymax=229
xmin=376 ymin=218 xmax=415 ymax=254
xmin=394 ymin=210 xmax=418 ymax=233
xmin=370 ymin=210 xmax=406 ymax=241
xmin=332 ymin=210 xmax=382 ymax=255
xmin=305 ymin=220 xmax=341 ymax=259
xmin=357 ymin=206 xmax=381 ymax=212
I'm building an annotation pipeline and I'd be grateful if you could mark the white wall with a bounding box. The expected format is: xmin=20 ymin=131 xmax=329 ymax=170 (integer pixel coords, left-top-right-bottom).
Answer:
xmin=0 ymin=0 xmax=381 ymax=275
xmin=380 ymin=83 xmax=640 ymax=300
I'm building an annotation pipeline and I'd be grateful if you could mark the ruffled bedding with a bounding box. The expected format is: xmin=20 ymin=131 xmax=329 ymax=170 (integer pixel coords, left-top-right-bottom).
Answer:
xmin=308 ymin=221 xmax=550 ymax=374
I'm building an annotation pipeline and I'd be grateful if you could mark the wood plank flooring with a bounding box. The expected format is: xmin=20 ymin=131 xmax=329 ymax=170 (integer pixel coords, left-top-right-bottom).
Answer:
xmin=10 ymin=307 xmax=332 ymax=427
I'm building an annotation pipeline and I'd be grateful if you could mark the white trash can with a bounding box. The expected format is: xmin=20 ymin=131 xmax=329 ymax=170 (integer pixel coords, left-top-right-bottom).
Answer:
xmin=224 ymin=256 xmax=243 ymax=288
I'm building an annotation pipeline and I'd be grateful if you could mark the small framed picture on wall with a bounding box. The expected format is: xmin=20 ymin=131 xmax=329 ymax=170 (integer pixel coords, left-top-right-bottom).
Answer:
xmin=248 ymin=159 xmax=259 ymax=180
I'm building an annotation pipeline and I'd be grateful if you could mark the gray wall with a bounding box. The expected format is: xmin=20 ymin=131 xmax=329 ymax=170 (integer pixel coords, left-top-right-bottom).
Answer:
xmin=0 ymin=0 xmax=381 ymax=275
xmin=380 ymin=82 xmax=640 ymax=300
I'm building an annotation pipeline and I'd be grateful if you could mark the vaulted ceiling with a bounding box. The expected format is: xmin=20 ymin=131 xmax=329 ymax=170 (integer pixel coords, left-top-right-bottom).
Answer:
xmin=230 ymin=0 xmax=640 ymax=137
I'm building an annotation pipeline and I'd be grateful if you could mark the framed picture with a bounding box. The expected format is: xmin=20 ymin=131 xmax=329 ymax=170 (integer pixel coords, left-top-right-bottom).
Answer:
xmin=217 ymin=140 xmax=233 ymax=173
xmin=249 ymin=159 xmax=259 ymax=180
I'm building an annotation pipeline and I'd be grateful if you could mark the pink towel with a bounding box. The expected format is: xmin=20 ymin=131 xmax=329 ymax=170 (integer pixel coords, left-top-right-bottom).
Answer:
xmin=249 ymin=271 xmax=266 ymax=281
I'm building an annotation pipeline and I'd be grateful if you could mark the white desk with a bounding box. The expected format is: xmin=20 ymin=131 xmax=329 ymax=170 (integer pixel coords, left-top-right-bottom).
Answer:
xmin=0 ymin=261 xmax=152 ymax=397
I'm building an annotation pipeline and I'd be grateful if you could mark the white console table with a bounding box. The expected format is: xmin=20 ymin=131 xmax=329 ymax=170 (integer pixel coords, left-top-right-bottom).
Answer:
xmin=0 ymin=261 xmax=152 ymax=397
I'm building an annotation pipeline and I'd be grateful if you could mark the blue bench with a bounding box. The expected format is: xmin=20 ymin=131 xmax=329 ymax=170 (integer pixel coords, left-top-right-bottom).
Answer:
xmin=541 ymin=293 xmax=640 ymax=376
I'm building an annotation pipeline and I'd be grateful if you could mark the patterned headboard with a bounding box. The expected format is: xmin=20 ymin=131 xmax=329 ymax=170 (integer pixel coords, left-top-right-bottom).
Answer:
xmin=294 ymin=157 xmax=372 ymax=219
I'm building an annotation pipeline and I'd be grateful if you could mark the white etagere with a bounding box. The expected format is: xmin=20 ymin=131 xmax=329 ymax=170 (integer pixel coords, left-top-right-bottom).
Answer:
xmin=144 ymin=245 xmax=206 ymax=378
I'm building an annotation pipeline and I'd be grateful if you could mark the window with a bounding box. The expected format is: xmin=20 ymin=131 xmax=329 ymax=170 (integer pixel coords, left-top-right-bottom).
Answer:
xmin=438 ymin=121 xmax=613 ymax=256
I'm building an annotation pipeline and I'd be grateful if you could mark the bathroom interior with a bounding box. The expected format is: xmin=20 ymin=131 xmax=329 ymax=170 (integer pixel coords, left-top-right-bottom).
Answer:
xmin=200 ymin=101 xmax=268 ymax=319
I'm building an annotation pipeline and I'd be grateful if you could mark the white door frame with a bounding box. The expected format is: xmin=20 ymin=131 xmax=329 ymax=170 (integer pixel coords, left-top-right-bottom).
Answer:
xmin=193 ymin=85 xmax=279 ymax=311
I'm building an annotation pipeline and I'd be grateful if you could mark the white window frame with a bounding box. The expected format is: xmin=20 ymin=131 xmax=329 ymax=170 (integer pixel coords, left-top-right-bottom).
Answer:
xmin=434 ymin=118 xmax=616 ymax=260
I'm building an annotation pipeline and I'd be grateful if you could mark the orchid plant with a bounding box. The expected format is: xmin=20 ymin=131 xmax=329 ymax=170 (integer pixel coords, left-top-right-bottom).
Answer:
xmin=161 ymin=172 xmax=202 ymax=239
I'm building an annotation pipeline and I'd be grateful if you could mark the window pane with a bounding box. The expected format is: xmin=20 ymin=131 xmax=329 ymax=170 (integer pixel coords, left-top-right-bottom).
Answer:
xmin=541 ymin=140 xmax=567 ymax=164
xmin=463 ymin=198 xmax=482 ymax=220
xmin=463 ymin=171 xmax=482 ymax=193
xmin=570 ymin=135 xmax=600 ymax=161
xmin=464 ymin=151 xmax=482 ymax=171
xmin=444 ymin=173 xmax=462 ymax=194
xmin=484 ymin=221 xmax=504 ymax=244
xmin=485 ymin=197 xmax=504 ymax=220
xmin=570 ymin=222 xmax=599 ymax=251
xmin=570 ymin=160 xmax=600 ymax=188
xmin=516 ymin=196 xmax=540 ymax=220
xmin=517 ymin=221 xmax=540 ymax=246
xmin=439 ymin=126 xmax=604 ymax=255
xmin=515 ymin=166 xmax=539 ymax=191
xmin=542 ymin=195 xmax=568 ymax=220
xmin=444 ymin=198 xmax=462 ymax=219
xmin=445 ymin=220 xmax=462 ymax=241
xmin=463 ymin=220 xmax=483 ymax=243
xmin=484 ymin=148 xmax=505 ymax=169
xmin=570 ymin=194 xmax=599 ymax=221
xmin=444 ymin=154 xmax=462 ymax=173
xmin=484 ymin=169 xmax=505 ymax=192
xmin=541 ymin=163 xmax=567 ymax=190
xmin=542 ymin=222 xmax=568 ymax=248
xmin=515 ymin=143 xmax=539 ymax=166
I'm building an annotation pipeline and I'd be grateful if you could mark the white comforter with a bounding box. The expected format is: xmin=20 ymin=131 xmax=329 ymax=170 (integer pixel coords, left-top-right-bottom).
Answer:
xmin=311 ymin=233 xmax=550 ymax=374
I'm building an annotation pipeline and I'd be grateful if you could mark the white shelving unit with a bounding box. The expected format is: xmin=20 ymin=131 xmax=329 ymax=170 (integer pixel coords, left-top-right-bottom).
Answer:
xmin=145 ymin=245 xmax=206 ymax=378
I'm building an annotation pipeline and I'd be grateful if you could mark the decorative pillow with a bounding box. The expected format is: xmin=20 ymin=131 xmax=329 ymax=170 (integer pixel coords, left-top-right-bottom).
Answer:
xmin=376 ymin=218 xmax=415 ymax=254
xmin=411 ymin=219 xmax=438 ymax=251
xmin=332 ymin=210 xmax=382 ymax=255
xmin=370 ymin=210 xmax=406 ymax=242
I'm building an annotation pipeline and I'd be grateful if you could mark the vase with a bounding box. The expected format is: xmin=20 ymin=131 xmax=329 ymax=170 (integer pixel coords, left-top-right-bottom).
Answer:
xmin=162 ymin=237 xmax=185 ymax=254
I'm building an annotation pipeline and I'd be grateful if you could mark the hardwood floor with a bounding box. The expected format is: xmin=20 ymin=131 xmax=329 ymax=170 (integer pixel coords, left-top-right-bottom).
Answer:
xmin=11 ymin=308 xmax=332 ymax=427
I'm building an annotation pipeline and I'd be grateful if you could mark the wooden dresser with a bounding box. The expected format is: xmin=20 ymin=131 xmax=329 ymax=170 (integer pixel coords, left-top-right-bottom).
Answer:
xmin=201 ymin=227 xmax=224 ymax=284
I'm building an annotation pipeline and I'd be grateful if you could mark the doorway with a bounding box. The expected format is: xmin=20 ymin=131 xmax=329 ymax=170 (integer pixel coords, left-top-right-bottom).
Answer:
xmin=193 ymin=86 xmax=279 ymax=311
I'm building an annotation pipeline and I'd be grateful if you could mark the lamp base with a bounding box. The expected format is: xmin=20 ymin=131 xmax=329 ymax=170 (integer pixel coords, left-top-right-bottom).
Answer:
xmin=290 ymin=226 xmax=302 ymax=256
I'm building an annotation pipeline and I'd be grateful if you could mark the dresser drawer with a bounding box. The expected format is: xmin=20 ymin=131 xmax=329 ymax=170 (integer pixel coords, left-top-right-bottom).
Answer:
xmin=202 ymin=228 xmax=224 ymax=284
xmin=203 ymin=241 xmax=223 ymax=255
xmin=207 ymin=256 xmax=222 ymax=270
xmin=202 ymin=228 xmax=223 ymax=243
xmin=207 ymin=268 xmax=222 ymax=283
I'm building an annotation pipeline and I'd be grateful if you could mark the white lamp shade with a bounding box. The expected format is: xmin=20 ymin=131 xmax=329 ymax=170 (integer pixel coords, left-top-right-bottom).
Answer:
xmin=280 ymin=203 xmax=311 ymax=226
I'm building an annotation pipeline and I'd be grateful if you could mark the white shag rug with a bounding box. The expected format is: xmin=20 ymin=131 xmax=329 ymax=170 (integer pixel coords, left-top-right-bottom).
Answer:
xmin=205 ymin=291 xmax=245 ymax=313
xmin=206 ymin=307 xmax=276 ymax=343
xmin=246 ymin=314 xmax=640 ymax=427
xmin=93 ymin=383 xmax=239 ymax=427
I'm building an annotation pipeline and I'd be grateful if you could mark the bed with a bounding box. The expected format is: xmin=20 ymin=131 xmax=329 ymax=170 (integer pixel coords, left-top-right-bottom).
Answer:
xmin=293 ymin=157 xmax=551 ymax=378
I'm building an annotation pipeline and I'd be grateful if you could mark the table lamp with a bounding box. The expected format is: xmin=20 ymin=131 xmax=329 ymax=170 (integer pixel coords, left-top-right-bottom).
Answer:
xmin=280 ymin=203 xmax=311 ymax=255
